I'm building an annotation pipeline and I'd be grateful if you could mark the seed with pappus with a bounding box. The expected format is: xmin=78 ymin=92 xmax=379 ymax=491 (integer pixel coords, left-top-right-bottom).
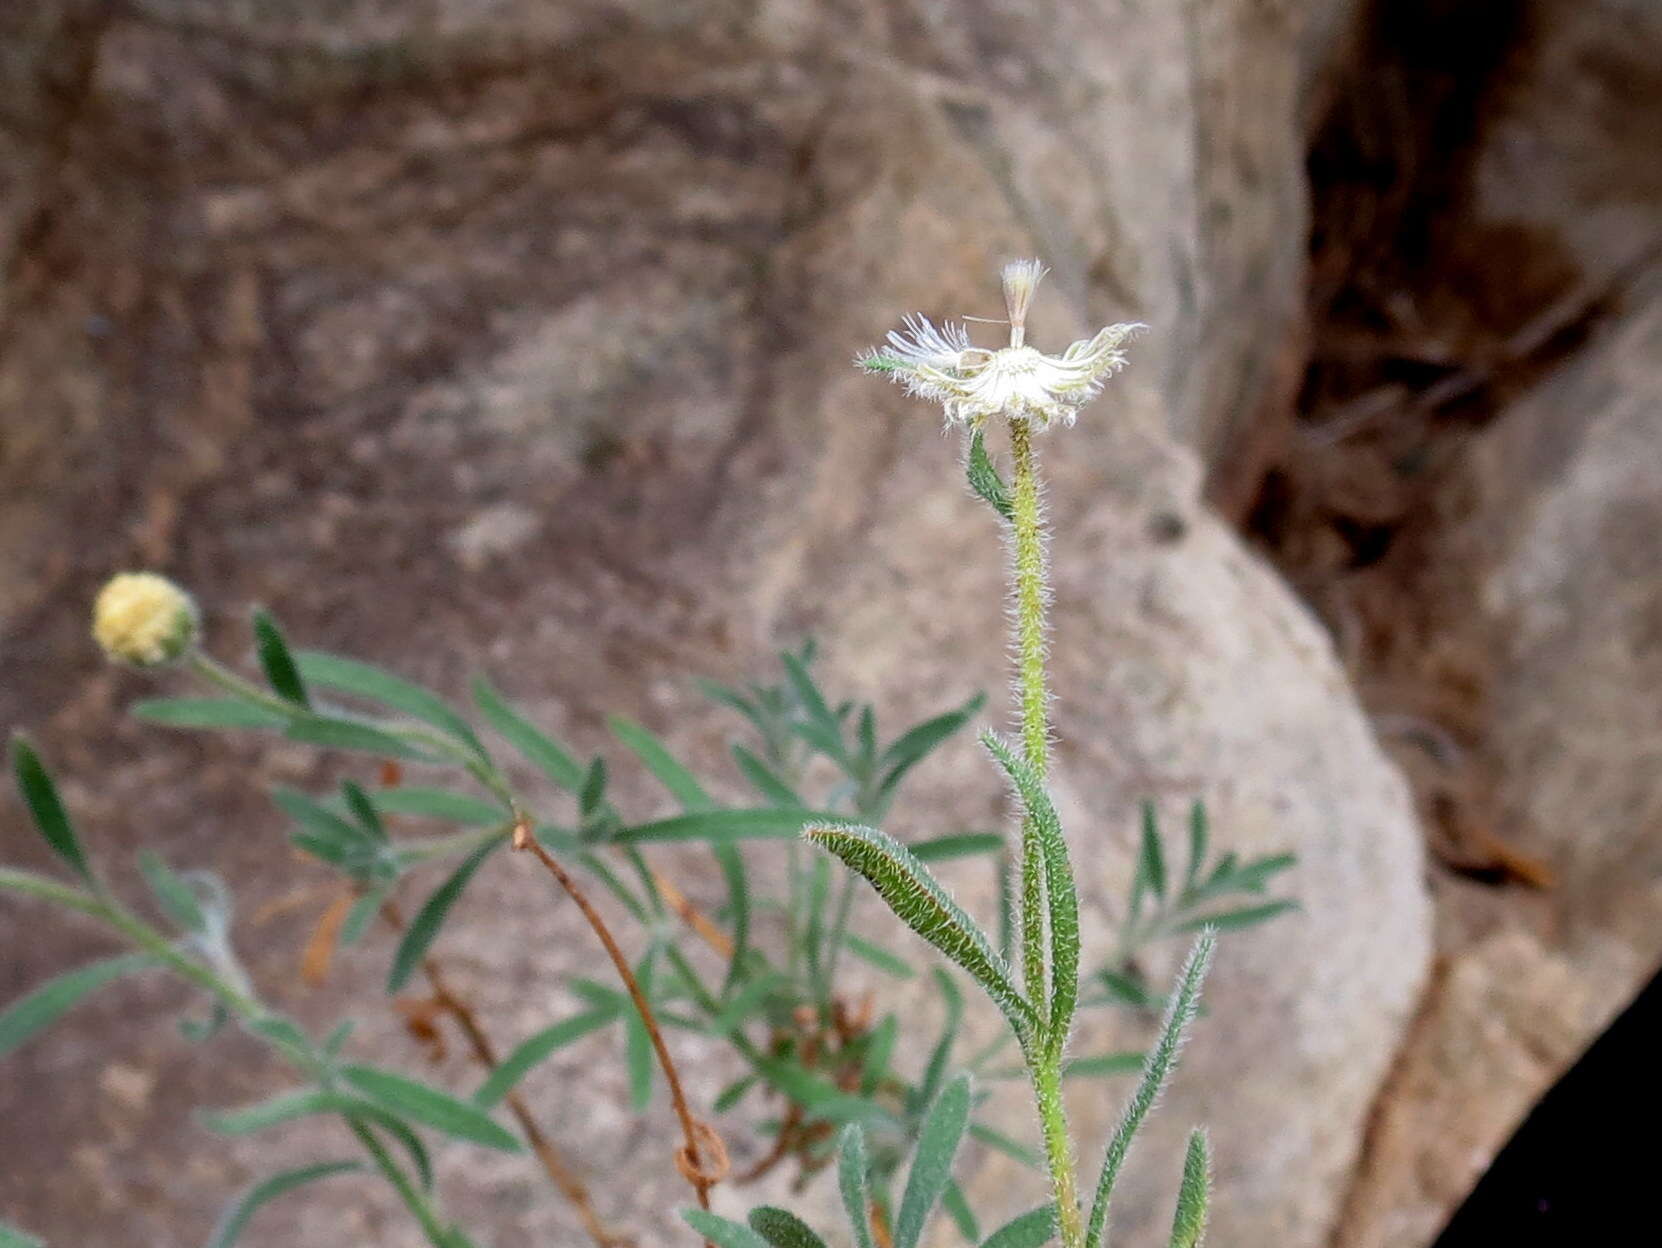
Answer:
xmin=92 ymin=572 xmax=200 ymax=667
xmin=857 ymin=259 xmax=1142 ymax=429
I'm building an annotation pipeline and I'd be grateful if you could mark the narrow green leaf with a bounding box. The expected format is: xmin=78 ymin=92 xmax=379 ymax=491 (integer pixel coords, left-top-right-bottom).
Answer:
xmin=1173 ymin=899 xmax=1298 ymax=933
xmin=841 ymin=934 xmax=915 ymax=979
xmin=749 ymin=1207 xmax=831 ymax=1248
xmin=1065 ymin=1052 xmax=1145 ymax=1079
xmin=132 ymin=698 xmax=290 ymax=730
xmin=912 ymin=969 xmax=962 ymax=1115
xmin=838 ymin=1125 xmax=878 ymax=1248
xmin=896 ymin=1073 xmax=971 ymax=1248
xmin=1136 ymin=801 xmax=1166 ymax=905
xmin=969 ymin=1121 xmax=1041 ymax=1168
xmin=860 ymin=1014 xmax=897 ymax=1096
xmin=339 ymin=1065 xmax=523 ymax=1152
xmin=805 ymin=823 xmax=1035 ymax=1032
xmin=717 ymin=842 xmax=751 ymax=997
xmin=10 ymin=737 xmax=93 ymax=883
xmin=0 ymin=953 xmax=154 ymax=1058
xmin=369 ymin=787 xmax=506 ymax=826
xmin=699 ymin=679 xmax=772 ymax=743
xmin=877 ymin=694 xmax=986 ymax=804
xmin=781 ymin=651 xmax=837 ymax=733
xmin=984 ymin=733 xmax=1079 ymax=1050
xmin=1095 ymin=969 xmax=1160 ymax=1010
xmin=909 ymin=832 xmax=1005 ymax=863
xmin=623 ymin=951 xmax=656 ymax=1112
xmin=473 ymin=1005 xmax=619 ymax=1108
xmin=284 ymin=715 xmax=432 ymax=761
xmin=339 ymin=781 xmax=385 ymax=841
xmin=618 ymin=808 xmax=837 ymax=845
xmin=273 ymin=788 xmax=376 ymax=852
xmin=754 ymin=1056 xmax=892 ymax=1127
xmin=342 ymin=887 xmax=391 ymax=945
xmin=204 ymin=1160 xmax=361 ymax=1248
xmin=1167 ymin=1130 xmax=1210 ymax=1248
xmin=609 ymin=716 xmax=711 ymax=809
xmin=732 ymin=744 xmax=802 ymax=806
xmin=713 ymin=1073 xmax=758 ymax=1113
xmin=1183 ymin=802 xmax=1209 ymax=896
xmin=683 ymin=1211 xmax=771 ymax=1248
xmin=138 ymin=850 xmax=207 ymax=931
xmin=1084 ymin=931 xmax=1216 ymax=1248
xmin=1216 ymin=852 xmax=1298 ymax=894
xmin=253 ymin=610 xmax=310 ymax=707
xmin=943 ymin=1179 xmax=980 ymax=1242
xmin=966 ymin=429 xmax=1014 ymax=522
xmin=387 ymin=836 xmax=504 ymax=992
xmin=578 ymin=756 xmax=607 ymax=818
xmin=473 ymin=679 xmax=585 ymax=790
xmin=979 ymin=1206 xmax=1056 ymax=1248
xmin=296 ymin=650 xmax=483 ymax=757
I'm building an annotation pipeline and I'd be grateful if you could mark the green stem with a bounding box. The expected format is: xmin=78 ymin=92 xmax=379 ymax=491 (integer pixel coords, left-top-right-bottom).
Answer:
xmin=1008 ymin=419 xmax=1084 ymax=1248
xmin=1031 ymin=1049 xmax=1084 ymax=1248
xmin=349 ymin=1118 xmax=454 ymax=1247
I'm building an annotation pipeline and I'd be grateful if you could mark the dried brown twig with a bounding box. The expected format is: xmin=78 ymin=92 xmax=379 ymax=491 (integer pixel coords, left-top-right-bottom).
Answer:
xmin=379 ymin=898 xmax=633 ymax=1248
xmin=512 ymin=818 xmax=729 ymax=1241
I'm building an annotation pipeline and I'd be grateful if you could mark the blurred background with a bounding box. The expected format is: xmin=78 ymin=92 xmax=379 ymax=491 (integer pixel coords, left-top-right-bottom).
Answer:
xmin=2 ymin=1 xmax=1658 ymax=1245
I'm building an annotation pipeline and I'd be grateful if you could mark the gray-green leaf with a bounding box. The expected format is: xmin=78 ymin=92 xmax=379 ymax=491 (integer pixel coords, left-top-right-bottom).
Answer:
xmin=805 ymin=823 xmax=1036 ymax=1033
xmin=204 ymin=1160 xmax=361 ymax=1248
xmin=748 ymin=1207 xmax=830 ymax=1248
xmin=339 ymin=1065 xmax=523 ymax=1152
xmin=1167 ymin=1130 xmax=1210 ymax=1248
xmin=895 ymin=1072 xmax=971 ymax=1248
xmin=0 ymin=953 xmax=154 ymax=1059
xmin=387 ymin=836 xmax=505 ymax=992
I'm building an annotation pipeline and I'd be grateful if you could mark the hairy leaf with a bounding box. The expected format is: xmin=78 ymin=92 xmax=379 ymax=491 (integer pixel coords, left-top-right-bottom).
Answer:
xmin=1084 ymin=931 xmax=1216 ymax=1248
xmin=966 ymin=429 xmax=1014 ymax=522
xmin=895 ymin=1073 xmax=971 ymax=1248
xmin=683 ymin=1211 xmax=771 ymax=1248
xmin=805 ymin=823 xmax=1035 ymax=1033
xmin=1167 ymin=1130 xmax=1210 ymax=1248
xmin=749 ymin=1207 xmax=830 ymax=1248
xmin=980 ymin=1207 xmax=1056 ymax=1248
xmin=984 ymin=733 xmax=1079 ymax=1050
xmin=838 ymin=1125 xmax=878 ymax=1248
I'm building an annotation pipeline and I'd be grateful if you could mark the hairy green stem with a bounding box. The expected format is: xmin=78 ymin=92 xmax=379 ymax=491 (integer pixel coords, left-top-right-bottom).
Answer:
xmin=1006 ymin=419 xmax=1083 ymax=1248
xmin=1031 ymin=1048 xmax=1084 ymax=1248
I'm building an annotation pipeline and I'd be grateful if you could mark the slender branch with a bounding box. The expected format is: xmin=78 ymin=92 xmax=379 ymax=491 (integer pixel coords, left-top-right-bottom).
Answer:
xmin=379 ymin=900 xmax=630 ymax=1248
xmin=513 ymin=822 xmax=728 ymax=1237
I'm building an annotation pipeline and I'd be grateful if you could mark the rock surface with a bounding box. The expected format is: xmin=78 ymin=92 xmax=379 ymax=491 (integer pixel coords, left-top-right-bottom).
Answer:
xmin=0 ymin=3 xmax=1437 ymax=1247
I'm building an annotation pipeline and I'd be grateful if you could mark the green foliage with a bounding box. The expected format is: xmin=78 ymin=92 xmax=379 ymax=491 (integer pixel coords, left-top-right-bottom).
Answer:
xmin=0 ymin=953 xmax=154 ymax=1059
xmin=967 ymin=429 xmax=1015 ymax=522
xmin=205 ymin=1161 xmax=362 ymax=1248
xmin=1166 ymin=1131 xmax=1210 ymax=1248
xmin=10 ymin=736 xmax=93 ymax=884
xmin=253 ymin=610 xmax=311 ymax=708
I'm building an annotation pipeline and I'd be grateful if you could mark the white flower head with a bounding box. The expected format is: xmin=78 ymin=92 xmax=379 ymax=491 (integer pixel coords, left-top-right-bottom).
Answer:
xmin=858 ymin=260 xmax=1142 ymax=430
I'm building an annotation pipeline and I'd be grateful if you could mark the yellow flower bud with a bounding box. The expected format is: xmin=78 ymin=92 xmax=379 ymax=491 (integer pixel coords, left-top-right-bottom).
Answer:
xmin=92 ymin=572 xmax=200 ymax=667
